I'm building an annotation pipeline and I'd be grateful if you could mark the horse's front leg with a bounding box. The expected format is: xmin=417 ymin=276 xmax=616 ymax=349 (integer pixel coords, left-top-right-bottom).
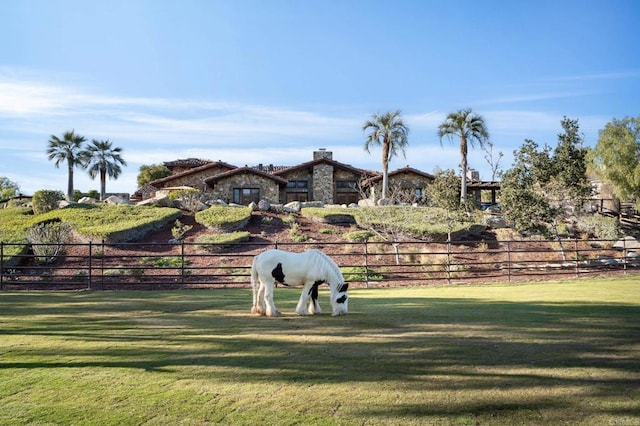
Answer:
xmin=296 ymin=281 xmax=322 ymax=315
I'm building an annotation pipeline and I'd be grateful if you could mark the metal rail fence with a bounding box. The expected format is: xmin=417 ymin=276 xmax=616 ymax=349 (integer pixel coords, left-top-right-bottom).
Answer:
xmin=0 ymin=238 xmax=637 ymax=291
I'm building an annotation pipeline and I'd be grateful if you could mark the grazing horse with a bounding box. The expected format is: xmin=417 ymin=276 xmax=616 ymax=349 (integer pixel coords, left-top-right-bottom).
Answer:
xmin=250 ymin=249 xmax=349 ymax=317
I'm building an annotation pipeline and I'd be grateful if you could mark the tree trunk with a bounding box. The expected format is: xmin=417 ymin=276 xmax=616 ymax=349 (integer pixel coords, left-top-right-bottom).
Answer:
xmin=67 ymin=161 xmax=74 ymax=201
xmin=460 ymin=136 xmax=468 ymax=205
xmin=100 ymin=168 xmax=107 ymax=201
xmin=381 ymin=142 xmax=390 ymax=200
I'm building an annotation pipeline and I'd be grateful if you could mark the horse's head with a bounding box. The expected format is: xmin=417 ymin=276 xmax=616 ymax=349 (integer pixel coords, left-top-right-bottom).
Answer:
xmin=331 ymin=282 xmax=349 ymax=316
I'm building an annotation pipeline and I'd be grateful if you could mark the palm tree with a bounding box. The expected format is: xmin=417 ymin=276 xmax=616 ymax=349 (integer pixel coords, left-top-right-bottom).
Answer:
xmin=438 ymin=108 xmax=489 ymax=205
xmin=85 ymin=139 xmax=127 ymax=201
xmin=363 ymin=110 xmax=410 ymax=200
xmin=47 ymin=130 xmax=88 ymax=201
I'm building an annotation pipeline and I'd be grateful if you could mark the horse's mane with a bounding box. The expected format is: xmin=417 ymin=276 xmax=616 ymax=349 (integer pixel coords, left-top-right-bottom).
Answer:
xmin=307 ymin=249 xmax=344 ymax=284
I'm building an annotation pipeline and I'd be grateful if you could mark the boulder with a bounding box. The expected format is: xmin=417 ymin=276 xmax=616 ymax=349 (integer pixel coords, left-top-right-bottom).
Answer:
xmin=283 ymin=201 xmax=302 ymax=213
xmin=258 ymin=199 xmax=271 ymax=212
xmin=136 ymin=195 xmax=172 ymax=207
xmin=613 ymin=236 xmax=640 ymax=251
xmin=78 ymin=197 xmax=97 ymax=204
xmin=104 ymin=195 xmax=131 ymax=205
xmin=358 ymin=199 xmax=375 ymax=207
xmin=485 ymin=215 xmax=507 ymax=229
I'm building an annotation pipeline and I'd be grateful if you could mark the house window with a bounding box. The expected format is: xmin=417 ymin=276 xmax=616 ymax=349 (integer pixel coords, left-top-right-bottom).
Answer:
xmin=233 ymin=188 xmax=260 ymax=205
xmin=336 ymin=181 xmax=357 ymax=190
xmin=286 ymin=180 xmax=308 ymax=189
xmin=286 ymin=193 xmax=308 ymax=203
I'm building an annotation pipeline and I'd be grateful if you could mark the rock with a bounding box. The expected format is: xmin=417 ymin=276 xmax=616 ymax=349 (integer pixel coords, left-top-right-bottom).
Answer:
xmin=248 ymin=201 xmax=258 ymax=211
xmin=104 ymin=195 xmax=131 ymax=205
xmin=613 ymin=236 xmax=640 ymax=251
xmin=283 ymin=201 xmax=302 ymax=213
xmin=485 ymin=215 xmax=507 ymax=228
xmin=358 ymin=199 xmax=375 ymax=207
xmin=78 ymin=197 xmax=97 ymax=204
xmin=258 ymin=199 xmax=271 ymax=211
xmin=136 ymin=195 xmax=173 ymax=207
xmin=377 ymin=198 xmax=394 ymax=206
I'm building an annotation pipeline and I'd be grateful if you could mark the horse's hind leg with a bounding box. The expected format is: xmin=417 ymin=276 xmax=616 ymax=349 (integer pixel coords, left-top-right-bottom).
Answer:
xmin=262 ymin=280 xmax=281 ymax=317
xmin=252 ymin=280 xmax=266 ymax=316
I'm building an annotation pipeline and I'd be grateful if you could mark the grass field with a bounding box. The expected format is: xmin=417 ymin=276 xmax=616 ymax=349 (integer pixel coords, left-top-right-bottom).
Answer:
xmin=1 ymin=276 xmax=639 ymax=425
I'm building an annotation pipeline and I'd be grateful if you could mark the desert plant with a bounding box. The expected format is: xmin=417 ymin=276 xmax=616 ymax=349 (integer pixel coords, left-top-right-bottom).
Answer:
xmin=26 ymin=220 xmax=73 ymax=264
xmin=171 ymin=219 xmax=193 ymax=240
xmin=32 ymin=190 xmax=65 ymax=215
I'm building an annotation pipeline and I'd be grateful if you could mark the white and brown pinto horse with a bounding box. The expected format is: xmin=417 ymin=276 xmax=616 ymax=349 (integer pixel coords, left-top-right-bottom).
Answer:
xmin=250 ymin=249 xmax=348 ymax=317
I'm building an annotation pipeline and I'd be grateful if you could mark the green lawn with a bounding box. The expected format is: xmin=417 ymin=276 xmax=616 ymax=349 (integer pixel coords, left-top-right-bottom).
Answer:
xmin=1 ymin=276 xmax=638 ymax=425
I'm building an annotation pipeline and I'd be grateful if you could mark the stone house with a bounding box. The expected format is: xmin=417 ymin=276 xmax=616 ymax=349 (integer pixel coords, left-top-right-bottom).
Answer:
xmin=133 ymin=149 xmax=432 ymax=206
xmin=362 ymin=166 xmax=435 ymax=204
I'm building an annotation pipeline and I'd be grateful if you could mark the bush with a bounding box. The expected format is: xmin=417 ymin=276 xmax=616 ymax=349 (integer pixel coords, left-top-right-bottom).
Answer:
xmin=195 ymin=231 xmax=251 ymax=251
xmin=26 ymin=220 xmax=72 ymax=264
xmin=195 ymin=206 xmax=252 ymax=231
xmin=575 ymin=215 xmax=620 ymax=241
xmin=32 ymin=190 xmax=65 ymax=215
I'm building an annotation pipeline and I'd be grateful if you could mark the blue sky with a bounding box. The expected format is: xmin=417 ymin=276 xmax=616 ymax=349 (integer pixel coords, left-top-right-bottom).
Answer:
xmin=1 ymin=0 xmax=639 ymax=195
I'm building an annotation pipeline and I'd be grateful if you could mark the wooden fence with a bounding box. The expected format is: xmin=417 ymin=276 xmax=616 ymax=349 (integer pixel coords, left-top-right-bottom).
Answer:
xmin=0 ymin=238 xmax=637 ymax=290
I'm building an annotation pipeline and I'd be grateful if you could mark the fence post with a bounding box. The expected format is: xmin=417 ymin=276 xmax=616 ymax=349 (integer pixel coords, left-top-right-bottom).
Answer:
xmin=623 ymin=237 xmax=627 ymax=274
xmin=101 ymin=239 xmax=105 ymax=291
xmin=446 ymin=239 xmax=451 ymax=285
xmin=574 ymin=238 xmax=579 ymax=278
xmin=181 ymin=241 xmax=185 ymax=288
xmin=88 ymin=241 xmax=92 ymax=290
xmin=1 ymin=242 xmax=3 ymax=290
xmin=363 ymin=241 xmax=369 ymax=289
xmin=506 ymin=240 xmax=511 ymax=282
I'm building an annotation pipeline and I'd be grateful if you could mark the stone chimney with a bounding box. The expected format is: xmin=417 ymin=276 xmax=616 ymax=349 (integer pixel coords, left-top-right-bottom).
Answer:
xmin=313 ymin=148 xmax=333 ymax=161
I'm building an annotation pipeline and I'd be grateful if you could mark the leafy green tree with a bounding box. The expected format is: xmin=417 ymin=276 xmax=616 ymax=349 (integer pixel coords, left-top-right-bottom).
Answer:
xmin=501 ymin=118 xmax=591 ymax=259
xmin=438 ymin=108 xmax=489 ymax=205
xmin=85 ymin=139 xmax=127 ymax=200
xmin=137 ymin=164 xmax=172 ymax=187
xmin=46 ymin=130 xmax=88 ymax=201
xmin=424 ymin=169 xmax=466 ymax=241
xmin=500 ymin=139 xmax=554 ymax=235
xmin=363 ymin=110 xmax=410 ymax=200
xmin=0 ymin=177 xmax=20 ymax=200
xmin=591 ymin=116 xmax=640 ymax=208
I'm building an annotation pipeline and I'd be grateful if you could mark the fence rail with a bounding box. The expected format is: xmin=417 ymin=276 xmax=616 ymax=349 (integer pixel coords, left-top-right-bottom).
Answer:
xmin=1 ymin=238 xmax=637 ymax=291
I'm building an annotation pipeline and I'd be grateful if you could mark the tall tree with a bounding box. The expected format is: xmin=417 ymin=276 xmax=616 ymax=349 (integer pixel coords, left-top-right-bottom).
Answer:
xmin=591 ymin=116 xmax=640 ymax=208
xmin=46 ymin=130 xmax=87 ymax=201
xmin=363 ymin=110 xmax=410 ymax=200
xmin=85 ymin=139 xmax=127 ymax=200
xmin=0 ymin=177 xmax=20 ymax=200
xmin=438 ymin=108 xmax=489 ymax=204
xmin=501 ymin=118 xmax=591 ymax=259
xmin=137 ymin=164 xmax=172 ymax=187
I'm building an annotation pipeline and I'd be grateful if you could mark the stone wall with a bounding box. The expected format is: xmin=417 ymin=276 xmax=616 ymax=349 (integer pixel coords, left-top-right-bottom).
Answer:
xmin=210 ymin=173 xmax=280 ymax=204
xmin=157 ymin=165 xmax=234 ymax=192
xmin=312 ymin=163 xmax=334 ymax=204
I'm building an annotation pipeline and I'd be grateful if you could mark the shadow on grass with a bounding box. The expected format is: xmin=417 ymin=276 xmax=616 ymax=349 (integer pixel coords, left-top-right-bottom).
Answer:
xmin=1 ymin=288 xmax=639 ymax=421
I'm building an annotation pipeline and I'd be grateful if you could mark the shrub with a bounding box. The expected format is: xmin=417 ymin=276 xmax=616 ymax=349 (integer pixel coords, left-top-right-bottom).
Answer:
xmin=575 ymin=215 xmax=620 ymax=241
xmin=32 ymin=190 xmax=65 ymax=215
xmin=171 ymin=220 xmax=193 ymax=240
xmin=26 ymin=220 xmax=72 ymax=264
xmin=195 ymin=206 xmax=252 ymax=231
xmin=344 ymin=230 xmax=374 ymax=242
xmin=195 ymin=231 xmax=251 ymax=251
xmin=341 ymin=266 xmax=383 ymax=282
